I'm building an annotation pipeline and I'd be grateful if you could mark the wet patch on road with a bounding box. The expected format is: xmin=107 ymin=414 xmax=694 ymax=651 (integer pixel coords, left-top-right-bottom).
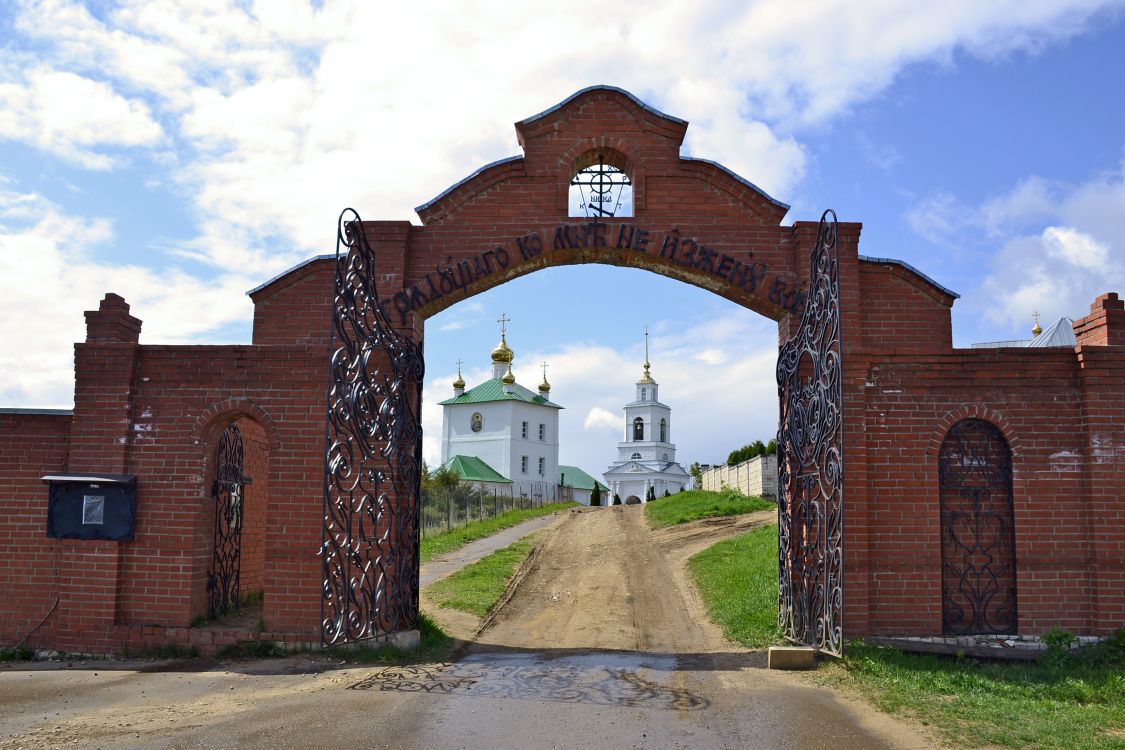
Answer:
xmin=348 ymin=652 xmax=709 ymax=711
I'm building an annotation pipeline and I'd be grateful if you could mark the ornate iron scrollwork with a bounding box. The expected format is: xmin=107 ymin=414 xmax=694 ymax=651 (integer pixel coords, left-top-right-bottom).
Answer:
xmin=776 ymin=209 xmax=845 ymax=657
xmin=939 ymin=419 xmax=1017 ymax=635
xmin=209 ymin=423 xmax=245 ymax=617
xmin=322 ymin=208 xmax=425 ymax=645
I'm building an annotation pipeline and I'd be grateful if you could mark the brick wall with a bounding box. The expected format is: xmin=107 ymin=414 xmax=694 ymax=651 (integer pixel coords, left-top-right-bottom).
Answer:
xmin=0 ymin=411 xmax=70 ymax=647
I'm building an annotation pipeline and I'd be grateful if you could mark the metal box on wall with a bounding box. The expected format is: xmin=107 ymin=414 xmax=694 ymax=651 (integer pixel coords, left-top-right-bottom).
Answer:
xmin=43 ymin=473 xmax=137 ymax=541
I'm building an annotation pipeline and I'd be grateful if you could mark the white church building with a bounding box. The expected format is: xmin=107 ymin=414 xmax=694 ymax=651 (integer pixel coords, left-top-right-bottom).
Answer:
xmin=440 ymin=318 xmax=609 ymax=503
xmin=603 ymin=334 xmax=690 ymax=502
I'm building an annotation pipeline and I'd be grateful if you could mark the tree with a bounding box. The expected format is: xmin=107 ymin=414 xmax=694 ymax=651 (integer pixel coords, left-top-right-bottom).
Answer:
xmin=664 ymin=489 xmax=671 ymax=497
xmin=646 ymin=485 xmax=656 ymax=502
xmin=590 ymin=483 xmax=602 ymax=507
xmin=689 ymin=461 xmax=703 ymax=485
xmin=766 ymin=438 xmax=777 ymax=456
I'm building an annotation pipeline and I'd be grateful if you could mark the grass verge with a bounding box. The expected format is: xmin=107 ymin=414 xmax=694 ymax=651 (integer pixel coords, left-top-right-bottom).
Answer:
xmin=688 ymin=523 xmax=783 ymax=648
xmin=420 ymin=502 xmax=575 ymax=564
xmin=644 ymin=489 xmax=773 ymax=528
xmin=426 ymin=538 xmax=534 ymax=617
xmin=821 ymin=633 xmax=1125 ymax=750
xmin=324 ymin=613 xmax=456 ymax=665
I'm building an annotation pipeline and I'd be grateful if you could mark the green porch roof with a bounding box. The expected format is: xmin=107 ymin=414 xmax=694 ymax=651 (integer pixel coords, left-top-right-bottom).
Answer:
xmin=439 ymin=378 xmax=563 ymax=408
xmin=558 ymin=465 xmax=609 ymax=492
xmin=441 ymin=455 xmax=512 ymax=483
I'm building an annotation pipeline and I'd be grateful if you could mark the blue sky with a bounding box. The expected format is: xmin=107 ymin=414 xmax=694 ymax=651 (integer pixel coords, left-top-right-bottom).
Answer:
xmin=2 ymin=1 xmax=1123 ymax=478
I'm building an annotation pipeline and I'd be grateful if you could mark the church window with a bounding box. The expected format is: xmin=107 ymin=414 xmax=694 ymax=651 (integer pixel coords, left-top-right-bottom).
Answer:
xmin=633 ymin=417 xmax=644 ymax=441
xmin=631 ymin=452 xmax=641 ymax=460
xmin=538 ymin=457 xmax=545 ymax=475
xmin=660 ymin=418 xmax=667 ymax=442
xmin=641 ymin=388 xmax=647 ymax=401
xmin=662 ymin=453 xmax=669 ymax=461
xmin=521 ymin=456 xmax=528 ymax=473
xmin=538 ymin=423 xmax=545 ymax=440
xmin=521 ymin=421 xmax=528 ymax=439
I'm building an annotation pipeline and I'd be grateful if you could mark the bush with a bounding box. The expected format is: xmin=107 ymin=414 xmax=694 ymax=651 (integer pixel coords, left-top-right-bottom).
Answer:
xmin=590 ymin=484 xmax=602 ymax=506
xmin=612 ymin=494 xmax=622 ymax=506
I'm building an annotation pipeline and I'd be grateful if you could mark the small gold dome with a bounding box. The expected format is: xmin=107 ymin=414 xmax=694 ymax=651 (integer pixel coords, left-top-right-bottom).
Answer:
xmin=491 ymin=335 xmax=514 ymax=364
xmin=538 ymin=377 xmax=550 ymax=393
xmin=502 ymin=364 xmax=516 ymax=385
xmin=453 ymin=373 xmax=465 ymax=389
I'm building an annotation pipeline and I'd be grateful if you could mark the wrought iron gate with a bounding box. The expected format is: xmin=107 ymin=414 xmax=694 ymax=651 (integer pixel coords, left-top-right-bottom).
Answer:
xmin=776 ymin=209 xmax=845 ymax=657
xmin=939 ymin=419 xmax=1017 ymax=635
xmin=209 ymin=423 xmax=245 ymax=617
xmin=321 ymin=209 xmax=425 ymax=646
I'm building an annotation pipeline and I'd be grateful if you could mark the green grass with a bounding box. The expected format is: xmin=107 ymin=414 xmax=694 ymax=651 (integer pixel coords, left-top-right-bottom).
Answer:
xmin=420 ymin=502 xmax=575 ymax=563
xmin=0 ymin=646 xmax=34 ymax=661
xmin=821 ymin=633 xmax=1125 ymax=750
xmin=426 ymin=538 xmax=535 ymax=617
xmin=645 ymin=489 xmax=774 ymax=528
xmin=688 ymin=523 xmax=784 ymax=648
xmin=328 ymin=613 xmax=457 ymax=664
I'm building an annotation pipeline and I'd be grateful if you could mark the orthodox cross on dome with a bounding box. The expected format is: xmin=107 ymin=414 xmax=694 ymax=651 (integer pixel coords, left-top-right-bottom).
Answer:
xmin=1032 ymin=311 xmax=1042 ymax=337
xmin=497 ymin=313 xmax=510 ymax=337
xmin=542 ymin=361 xmax=549 ymax=380
xmin=456 ymin=358 xmax=463 ymax=376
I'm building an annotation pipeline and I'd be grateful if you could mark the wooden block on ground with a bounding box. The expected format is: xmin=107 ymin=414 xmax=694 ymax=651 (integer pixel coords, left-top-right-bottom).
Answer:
xmin=768 ymin=645 xmax=816 ymax=670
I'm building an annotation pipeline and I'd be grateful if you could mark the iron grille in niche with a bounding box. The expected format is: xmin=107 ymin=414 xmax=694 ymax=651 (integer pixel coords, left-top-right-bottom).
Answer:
xmin=208 ymin=423 xmax=245 ymax=617
xmin=321 ymin=208 xmax=424 ymax=646
xmin=570 ymin=156 xmax=632 ymax=218
xmin=939 ymin=419 xmax=1017 ymax=635
xmin=776 ymin=209 xmax=845 ymax=657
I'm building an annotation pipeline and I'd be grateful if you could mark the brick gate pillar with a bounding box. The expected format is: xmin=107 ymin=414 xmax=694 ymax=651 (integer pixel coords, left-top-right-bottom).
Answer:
xmin=59 ymin=294 xmax=141 ymax=651
xmin=1073 ymin=293 xmax=1125 ymax=633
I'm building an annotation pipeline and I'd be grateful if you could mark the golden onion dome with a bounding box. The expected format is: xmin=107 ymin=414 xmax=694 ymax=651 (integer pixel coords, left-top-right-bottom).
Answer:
xmin=491 ymin=335 xmax=514 ymax=364
xmin=538 ymin=377 xmax=551 ymax=393
xmin=453 ymin=373 xmax=465 ymax=390
xmin=502 ymin=364 xmax=516 ymax=385
xmin=637 ymin=362 xmax=655 ymax=385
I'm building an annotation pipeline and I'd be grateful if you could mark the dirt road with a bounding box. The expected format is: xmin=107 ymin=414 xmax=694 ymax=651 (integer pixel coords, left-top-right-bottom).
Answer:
xmin=0 ymin=505 xmax=937 ymax=749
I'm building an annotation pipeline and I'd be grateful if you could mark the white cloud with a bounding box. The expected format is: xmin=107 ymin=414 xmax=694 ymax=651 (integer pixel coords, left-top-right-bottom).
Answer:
xmin=0 ymin=69 xmax=163 ymax=169
xmin=583 ymin=407 xmax=622 ymax=433
xmin=0 ymin=185 xmax=257 ymax=406
xmin=957 ymin=161 xmax=1125 ymax=329
xmin=10 ymin=0 xmax=1116 ymax=272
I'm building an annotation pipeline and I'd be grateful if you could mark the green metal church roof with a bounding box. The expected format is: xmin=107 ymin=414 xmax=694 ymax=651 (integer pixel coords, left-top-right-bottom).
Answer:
xmin=439 ymin=378 xmax=563 ymax=408
xmin=558 ymin=465 xmax=609 ymax=492
xmin=441 ymin=455 xmax=512 ymax=483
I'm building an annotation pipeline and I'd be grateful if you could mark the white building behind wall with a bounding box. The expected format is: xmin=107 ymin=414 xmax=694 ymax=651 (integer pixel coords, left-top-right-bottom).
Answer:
xmin=439 ymin=324 xmax=564 ymax=501
xmin=603 ymin=334 xmax=689 ymax=502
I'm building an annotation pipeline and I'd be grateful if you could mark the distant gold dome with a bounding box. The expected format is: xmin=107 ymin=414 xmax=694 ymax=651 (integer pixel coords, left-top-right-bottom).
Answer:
xmin=538 ymin=377 xmax=551 ymax=393
xmin=491 ymin=335 xmax=514 ymax=364
xmin=502 ymin=364 xmax=516 ymax=385
xmin=453 ymin=373 xmax=465 ymax=389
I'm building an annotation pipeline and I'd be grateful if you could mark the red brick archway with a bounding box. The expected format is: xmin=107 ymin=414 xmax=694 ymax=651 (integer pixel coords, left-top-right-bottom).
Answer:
xmin=2 ymin=86 xmax=1123 ymax=656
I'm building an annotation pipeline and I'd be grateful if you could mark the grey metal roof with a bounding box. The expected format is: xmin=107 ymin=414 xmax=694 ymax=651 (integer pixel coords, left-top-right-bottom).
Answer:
xmin=971 ymin=317 xmax=1076 ymax=349
xmin=679 ymin=157 xmax=791 ymax=211
xmin=0 ymin=408 xmax=73 ymax=415
xmin=858 ymin=255 xmax=960 ymax=299
xmin=246 ymin=254 xmax=334 ymax=296
xmin=519 ymin=85 xmax=686 ymax=126
xmin=1027 ymin=317 xmax=1077 ymax=348
xmin=415 ymin=155 xmax=523 ymax=215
